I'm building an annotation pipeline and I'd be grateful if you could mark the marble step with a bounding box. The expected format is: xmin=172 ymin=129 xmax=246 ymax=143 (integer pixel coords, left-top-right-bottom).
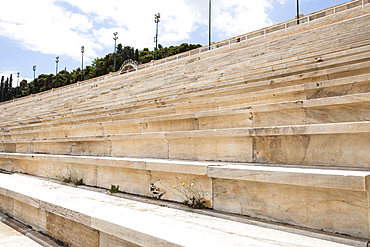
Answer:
xmin=2 ymin=121 xmax=368 ymax=143
xmin=0 ymin=212 xmax=60 ymax=247
xmin=1 ymin=7 xmax=370 ymax=115
xmin=1 ymin=49 xmax=367 ymax=129
xmin=0 ymin=172 xmax=369 ymax=245
xmin=2 ymin=56 xmax=369 ymax=130
xmin=3 ymin=90 xmax=369 ymax=140
xmin=0 ymin=163 xmax=370 ymax=242
xmin=2 ymin=13 xmax=370 ymax=125
xmin=1 ymin=122 xmax=368 ymax=167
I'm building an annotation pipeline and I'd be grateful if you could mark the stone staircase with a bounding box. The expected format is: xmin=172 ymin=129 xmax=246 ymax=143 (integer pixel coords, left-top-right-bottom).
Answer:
xmin=0 ymin=1 xmax=370 ymax=246
xmin=1 ymin=173 xmax=367 ymax=247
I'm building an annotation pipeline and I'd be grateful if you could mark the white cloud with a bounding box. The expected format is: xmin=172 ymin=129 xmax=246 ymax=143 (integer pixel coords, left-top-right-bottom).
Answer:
xmin=0 ymin=0 xmax=100 ymax=62
xmin=277 ymin=0 xmax=288 ymax=5
xmin=0 ymin=0 xmax=279 ymax=63
xmin=0 ymin=69 xmax=32 ymax=85
xmin=212 ymin=0 xmax=273 ymax=38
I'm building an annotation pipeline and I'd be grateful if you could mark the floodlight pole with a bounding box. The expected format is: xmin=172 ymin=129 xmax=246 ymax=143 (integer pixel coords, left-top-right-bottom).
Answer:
xmin=154 ymin=13 xmax=161 ymax=60
xmin=209 ymin=0 xmax=212 ymax=50
xmin=297 ymin=0 xmax=300 ymax=25
xmin=33 ymin=65 xmax=36 ymax=94
xmin=113 ymin=32 xmax=118 ymax=72
xmin=55 ymin=56 xmax=59 ymax=88
xmin=81 ymin=46 xmax=84 ymax=81
xmin=16 ymin=72 xmax=19 ymax=98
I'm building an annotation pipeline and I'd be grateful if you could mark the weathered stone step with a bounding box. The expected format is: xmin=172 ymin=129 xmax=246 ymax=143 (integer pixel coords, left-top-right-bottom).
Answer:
xmin=1 ymin=152 xmax=369 ymax=190
xmin=2 ymin=121 xmax=368 ymax=143
xmin=0 ymin=5 xmax=369 ymax=245
xmin=0 ymin=212 xmax=61 ymax=247
xmin=0 ymin=173 xmax=368 ymax=246
xmin=44 ymin=73 xmax=370 ymax=128
xmin=45 ymin=40 xmax=370 ymax=111
xmin=1 ymin=122 xmax=368 ymax=167
xmin=2 ymin=80 xmax=369 ymax=133
xmin=2 ymin=14 xmax=370 ymax=125
xmin=6 ymin=91 xmax=369 ymax=139
xmin=2 ymin=56 xmax=367 ymax=130
xmin=0 ymin=219 xmax=43 ymax=247
xmin=0 ymin=50 xmax=366 ymax=131
xmin=2 ymin=96 xmax=360 ymax=140
xmin=1 ymin=7 xmax=368 ymax=116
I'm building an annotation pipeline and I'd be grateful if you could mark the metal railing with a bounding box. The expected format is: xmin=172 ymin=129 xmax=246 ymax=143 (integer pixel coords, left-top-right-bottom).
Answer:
xmin=1 ymin=0 xmax=368 ymax=108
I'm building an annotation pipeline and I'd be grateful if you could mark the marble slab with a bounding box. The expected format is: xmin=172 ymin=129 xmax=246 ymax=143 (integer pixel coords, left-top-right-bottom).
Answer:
xmin=0 ymin=173 xmax=361 ymax=247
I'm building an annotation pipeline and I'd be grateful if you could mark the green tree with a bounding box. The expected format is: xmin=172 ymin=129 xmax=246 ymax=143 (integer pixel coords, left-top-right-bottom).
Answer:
xmin=0 ymin=76 xmax=4 ymax=102
xmin=89 ymin=58 xmax=107 ymax=78
xmin=19 ymin=79 xmax=28 ymax=97
xmin=57 ymin=70 xmax=71 ymax=87
xmin=139 ymin=48 xmax=154 ymax=64
xmin=117 ymin=44 xmax=135 ymax=61
xmin=4 ymin=75 xmax=12 ymax=101
xmin=134 ymin=49 xmax=139 ymax=61
xmin=1 ymin=42 xmax=202 ymax=102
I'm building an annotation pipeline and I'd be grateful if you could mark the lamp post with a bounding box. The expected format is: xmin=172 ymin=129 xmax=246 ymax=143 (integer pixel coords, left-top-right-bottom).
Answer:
xmin=113 ymin=32 xmax=118 ymax=72
xmin=297 ymin=0 xmax=300 ymax=25
xmin=81 ymin=46 xmax=84 ymax=81
xmin=209 ymin=0 xmax=212 ymax=50
xmin=154 ymin=13 xmax=160 ymax=60
xmin=16 ymin=72 xmax=19 ymax=98
xmin=55 ymin=56 xmax=59 ymax=88
xmin=33 ymin=65 xmax=36 ymax=94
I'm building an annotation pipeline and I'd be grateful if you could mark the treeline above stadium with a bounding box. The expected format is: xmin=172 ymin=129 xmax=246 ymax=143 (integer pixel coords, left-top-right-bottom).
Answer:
xmin=0 ymin=43 xmax=201 ymax=102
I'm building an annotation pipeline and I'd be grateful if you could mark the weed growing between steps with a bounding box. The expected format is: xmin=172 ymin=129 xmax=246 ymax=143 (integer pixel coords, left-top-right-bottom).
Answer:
xmin=163 ymin=177 xmax=210 ymax=209
xmin=109 ymin=184 xmax=124 ymax=194
xmin=63 ymin=176 xmax=84 ymax=186
xmin=46 ymin=168 xmax=84 ymax=186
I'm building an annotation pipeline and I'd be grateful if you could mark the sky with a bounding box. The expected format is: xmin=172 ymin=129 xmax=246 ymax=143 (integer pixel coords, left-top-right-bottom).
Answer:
xmin=0 ymin=0 xmax=351 ymax=84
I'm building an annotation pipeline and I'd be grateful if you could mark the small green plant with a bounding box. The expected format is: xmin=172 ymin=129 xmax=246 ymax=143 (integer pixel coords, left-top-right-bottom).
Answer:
xmin=109 ymin=184 xmax=123 ymax=194
xmin=170 ymin=177 xmax=210 ymax=209
xmin=63 ymin=177 xmax=84 ymax=186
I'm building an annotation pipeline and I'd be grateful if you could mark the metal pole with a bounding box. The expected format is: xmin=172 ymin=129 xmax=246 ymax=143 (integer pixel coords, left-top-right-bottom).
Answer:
xmin=16 ymin=72 xmax=19 ymax=98
xmin=113 ymin=32 xmax=118 ymax=72
xmin=209 ymin=0 xmax=212 ymax=50
xmin=155 ymin=19 xmax=158 ymax=60
xmin=154 ymin=13 xmax=161 ymax=60
xmin=297 ymin=0 xmax=300 ymax=25
xmin=55 ymin=56 xmax=59 ymax=88
xmin=33 ymin=65 xmax=36 ymax=94
xmin=81 ymin=46 xmax=84 ymax=81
